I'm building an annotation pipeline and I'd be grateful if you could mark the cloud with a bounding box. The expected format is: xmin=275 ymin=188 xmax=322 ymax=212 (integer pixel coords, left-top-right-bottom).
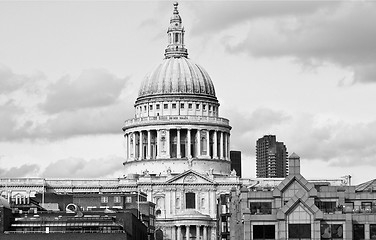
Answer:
xmin=0 ymin=164 xmax=40 ymax=177
xmin=0 ymin=101 xmax=25 ymax=140
xmin=0 ymin=64 xmax=28 ymax=94
xmin=32 ymin=102 xmax=133 ymax=139
xmin=188 ymin=1 xmax=340 ymax=36
xmin=286 ymin=115 xmax=376 ymax=166
xmin=224 ymin=2 xmax=376 ymax=83
xmin=41 ymin=156 xmax=124 ymax=178
xmin=0 ymin=66 xmax=135 ymax=141
xmin=40 ymin=69 xmax=128 ymax=114
xmin=227 ymin=108 xmax=376 ymax=168
xmin=227 ymin=108 xmax=291 ymax=152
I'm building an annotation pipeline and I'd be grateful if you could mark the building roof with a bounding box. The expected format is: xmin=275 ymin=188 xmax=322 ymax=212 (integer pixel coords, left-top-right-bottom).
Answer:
xmin=355 ymin=179 xmax=376 ymax=192
xmin=137 ymin=57 xmax=216 ymax=100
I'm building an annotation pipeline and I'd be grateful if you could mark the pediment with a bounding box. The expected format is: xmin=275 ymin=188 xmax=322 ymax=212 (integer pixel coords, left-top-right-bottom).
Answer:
xmin=166 ymin=170 xmax=216 ymax=185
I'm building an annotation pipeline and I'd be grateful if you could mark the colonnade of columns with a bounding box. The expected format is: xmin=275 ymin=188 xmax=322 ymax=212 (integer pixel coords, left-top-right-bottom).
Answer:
xmin=173 ymin=225 xmax=210 ymax=240
xmin=124 ymin=128 xmax=230 ymax=161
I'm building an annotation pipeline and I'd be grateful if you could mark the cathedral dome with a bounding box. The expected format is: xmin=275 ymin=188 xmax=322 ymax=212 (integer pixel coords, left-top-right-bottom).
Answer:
xmin=136 ymin=2 xmax=217 ymax=104
xmin=137 ymin=57 xmax=217 ymax=101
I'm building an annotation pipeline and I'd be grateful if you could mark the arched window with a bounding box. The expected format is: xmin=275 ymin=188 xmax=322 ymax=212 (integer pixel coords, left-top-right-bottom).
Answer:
xmin=156 ymin=229 xmax=163 ymax=240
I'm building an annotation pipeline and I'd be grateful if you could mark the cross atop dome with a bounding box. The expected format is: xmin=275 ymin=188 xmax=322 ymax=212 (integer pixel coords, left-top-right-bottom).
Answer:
xmin=165 ymin=2 xmax=188 ymax=58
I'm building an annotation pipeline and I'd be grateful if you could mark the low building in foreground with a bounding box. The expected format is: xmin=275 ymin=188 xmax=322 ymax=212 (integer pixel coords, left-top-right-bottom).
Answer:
xmin=231 ymin=153 xmax=376 ymax=240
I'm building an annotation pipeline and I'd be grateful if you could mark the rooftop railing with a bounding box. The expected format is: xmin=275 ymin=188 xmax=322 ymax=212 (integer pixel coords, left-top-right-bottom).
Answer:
xmin=123 ymin=115 xmax=230 ymax=128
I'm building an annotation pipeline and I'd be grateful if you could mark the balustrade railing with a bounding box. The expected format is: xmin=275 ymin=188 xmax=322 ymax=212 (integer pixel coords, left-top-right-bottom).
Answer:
xmin=123 ymin=115 xmax=229 ymax=127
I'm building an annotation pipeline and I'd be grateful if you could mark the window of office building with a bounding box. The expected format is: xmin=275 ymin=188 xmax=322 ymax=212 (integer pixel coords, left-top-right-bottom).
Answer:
xmin=315 ymin=201 xmax=336 ymax=213
xmin=150 ymin=105 xmax=153 ymax=110
xmin=188 ymin=103 xmax=192 ymax=109
xmin=361 ymin=202 xmax=372 ymax=212
xmin=172 ymin=103 xmax=176 ymax=109
xmin=180 ymin=103 xmax=184 ymax=109
xmin=196 ymin=104 xmax=200 ymax=110
xmin=353 ymin=224 xmax=364 ymax=240
xmin=186 ymin=192 xmax=195 ymax=209
xmin=250 ymin=202 xmax=272 ymax=215
xmin=370 ymin=224 xmax=376 ymax=239
xmin=125 ymin=196 xmax=132 ymax=203
xmin=289 ymin=224 xmax=311 ymax=240
xmin=253 ymin=225 xmax=275 ymax=240
xmin=156 ymin=104 xmax=160 ymax=110
xmin=164 ymin=104 xmax=168 ymax=109
xmin=321 ymin=224 xmax=343 ymax=239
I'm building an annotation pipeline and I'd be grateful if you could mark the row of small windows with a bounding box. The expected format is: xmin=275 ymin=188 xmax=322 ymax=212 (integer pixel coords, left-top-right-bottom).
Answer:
xmin=137 ymin=103 xmax=217 ymax=112
xmin=100 ymin=196 xmax=132 ymax=204
xmin=252 ymin=224 xmax=346 ymax=240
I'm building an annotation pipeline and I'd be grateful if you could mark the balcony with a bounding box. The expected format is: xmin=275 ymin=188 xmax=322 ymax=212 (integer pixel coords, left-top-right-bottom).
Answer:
xmin=123 ymin=115 xmax=230 ymax=129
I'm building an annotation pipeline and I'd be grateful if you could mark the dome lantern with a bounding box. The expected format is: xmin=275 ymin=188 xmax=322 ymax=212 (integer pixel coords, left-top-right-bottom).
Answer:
xmin=165 ymin=2 xmax=188 ymax=58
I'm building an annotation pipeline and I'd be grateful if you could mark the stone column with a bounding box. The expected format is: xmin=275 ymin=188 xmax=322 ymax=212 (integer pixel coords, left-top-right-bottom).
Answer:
xmin=147 ymin=130 xmax=151 ymax=159
xmin=127 ymin=133 xmax=131 ymax=160
xmin=133 ymin=132 xmax=137 ymax=160
xmin=206 ymin=130 xmax=210 ymax=157
xmin=196 ymin=130 xmax=201 ymax=157
xmin=203 ymin=226 xmax=207 ymax=240
xmin=139 ymin=131 xmax=143 ymax=160
xmin=219 ymin=131 xmax=224 ymax=159
xmin=227 ymin=132 xmax=230 ymax=161
xmin=213 ymin=131 xmax=218 ymax=159
xmin=186 ymin=225 xmax=190 ymax=240
xmin=124 ymin=134 xmax=128 ymax=160
xmin=166 ymin=129 xmax=171 ymax=158
xmin=224 ymin=132 xmax=227 ymax=160
xmin=172 ymin=226 xmax=176 ymax=240
xmin=196 ymin=225 xmax=200 ymax=240
xmin=187 ymin=129 xmax=192 ymax=158
xmin=156 ymin=130 xmax=161 ymax=159
xmin=177 ymin=128 xmax=181 ymax=158
xmin=177 ymin=225 xmax=182 ymax=240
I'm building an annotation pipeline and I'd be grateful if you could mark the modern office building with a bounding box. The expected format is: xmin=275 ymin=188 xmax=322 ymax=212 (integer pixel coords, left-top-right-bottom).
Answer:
xmin=230 ymin=151 xmax=242 ymax=178
xmin=256 ymin=135 xmax=288 ymax=178
xmin=230 ymin=153 xmax=376 ymax=240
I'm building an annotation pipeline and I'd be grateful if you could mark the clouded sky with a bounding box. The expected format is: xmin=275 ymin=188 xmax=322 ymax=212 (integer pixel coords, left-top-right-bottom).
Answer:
xmin=1 ymin=1 xmax=375 ymax=185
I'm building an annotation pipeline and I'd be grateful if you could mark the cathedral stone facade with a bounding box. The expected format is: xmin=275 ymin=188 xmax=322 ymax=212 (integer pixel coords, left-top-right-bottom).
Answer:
xmin=122 ymin=2 xmax=231 ymax=178
xmin=122 ymin=3 xmax=238 ymax=239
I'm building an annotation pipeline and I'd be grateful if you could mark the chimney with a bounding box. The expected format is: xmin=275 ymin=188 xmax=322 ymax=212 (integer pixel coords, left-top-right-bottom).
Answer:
xmin=288 ymin=152 xmax=300 ymax=176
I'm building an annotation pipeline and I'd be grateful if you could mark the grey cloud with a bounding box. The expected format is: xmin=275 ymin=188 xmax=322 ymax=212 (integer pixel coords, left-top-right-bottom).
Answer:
xmin=0 ymin=101 xmax=25 ymax=141
xmin=0 ymin=67 xmax=135 ymax=141
xmin=0 ymin=64 xmax=28 ymax=94
xmin=225 ymin=2 xmax=376 ymax=83
xmin=41 ymin=156 xmax=124 ymax=178
xmin=40 ymin=69 xmax=128 ymax=114
xmin=32 ymin=102 xmax=133 ymax=139
xmin=0 ymin=64 xmax=46 ymax=95
xmin=284 ymin=114 xmax=376 ymax=166
xmin=226 ymin=108 xmax=291 ymax=153
xmin=188 ymin=1 xmax=340 ymax=36
xmin=228 ymin=109 xmax=376 ymax=167
xmin=0 ymin=164 xmax=40 ymax=178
